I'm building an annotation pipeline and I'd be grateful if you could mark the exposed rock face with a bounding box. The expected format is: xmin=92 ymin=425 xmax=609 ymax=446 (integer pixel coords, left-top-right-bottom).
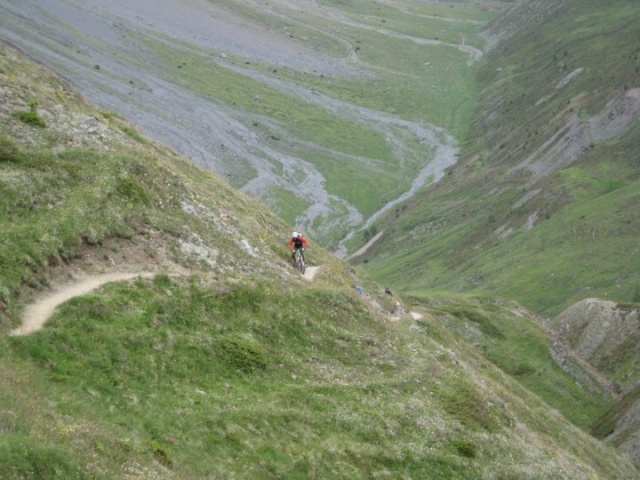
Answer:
xmin=608 ymin=390 xmax=640 ymax=467
xmin=554 ymin=298 xmax=640 ymax=379
xmin=554 ymin=298 xmax=640 ymax=466
xmin=512 ymin=89 xmax=640 ymax=181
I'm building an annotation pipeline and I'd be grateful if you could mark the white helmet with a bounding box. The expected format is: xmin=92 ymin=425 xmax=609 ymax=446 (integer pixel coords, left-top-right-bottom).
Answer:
xmin=292 ymin=231 xmax=299 ymax=237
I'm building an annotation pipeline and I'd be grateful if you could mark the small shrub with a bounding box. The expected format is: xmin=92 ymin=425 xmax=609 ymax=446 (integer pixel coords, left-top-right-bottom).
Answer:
xmin=14 ymin=110 xmax=46 ymax=127
xmin=13 ymin=100 xmax=46 ymax=128
xmin=510 ymin=363 xmax=536 ymax=377
xmin=153 ymin=274 xmax=173 ymax=289
xmin=148 ymin=440 xmax=173 ymax=468
xmin=216 ymin=335 xmax=267 ymax=372
xmin=453 ymin=439 xmax=477 ymax=458
xmin=116 ymin=176 xmax=149 ymax=204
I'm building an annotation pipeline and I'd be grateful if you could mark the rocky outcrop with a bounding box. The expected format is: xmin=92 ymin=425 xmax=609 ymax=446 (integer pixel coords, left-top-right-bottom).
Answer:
xmin=607 ymin=386 xmax=640 ymax=467
xmin=553 ymin=298 xmax=640 ymax=467
xmin=513 ymin=89 xmax=640 ymax=181
xmin=554 ymin=298 xmax=640 ymax=385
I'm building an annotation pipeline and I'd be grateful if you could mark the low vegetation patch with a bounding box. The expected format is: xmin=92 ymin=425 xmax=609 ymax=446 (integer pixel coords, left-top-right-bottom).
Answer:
xmin=2 ymin=277 xmax=633 ymax=477
xmin=12 ymin=100 xmax=46 ymax=128
xmin=412 ymin=293 xmax=615 ymax=431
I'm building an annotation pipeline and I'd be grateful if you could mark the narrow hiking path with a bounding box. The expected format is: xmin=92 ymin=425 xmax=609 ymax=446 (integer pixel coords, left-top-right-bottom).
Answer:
xmin=302 ymin=265 xmax=320 ymax=282
xmin=11 ymin=264 xmax=419 ymax=337
xmin=10 ymin=272 xmax=155 ymax=336
xmin=346 ymin=231 xmax=384 ymax=260
xmin=11 ymin=266 xmax=322 ymax=336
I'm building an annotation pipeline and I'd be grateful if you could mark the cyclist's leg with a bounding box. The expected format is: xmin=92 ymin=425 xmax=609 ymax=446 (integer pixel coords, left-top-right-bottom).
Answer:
xmin=300 ymin=248 xmax=306 ymax=263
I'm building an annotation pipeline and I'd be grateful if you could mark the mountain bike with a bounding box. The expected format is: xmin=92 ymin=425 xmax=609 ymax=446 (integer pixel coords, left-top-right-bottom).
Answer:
xmin=293 ymin=248 xmax=306 ymax=274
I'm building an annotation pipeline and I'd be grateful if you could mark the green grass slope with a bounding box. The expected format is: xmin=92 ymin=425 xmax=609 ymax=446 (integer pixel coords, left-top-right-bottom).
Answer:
xmin=3 ymin=280 xmax=636 ymax=479
xmin=0 ymin=0 xmax=501 ymax=249
xmin=0 ymin=45 xmax=637 ymax=478
xmin=409 ymin=292 xmax=615 ymax=431
xmin=359 ymin=0 xmax=640 ymax=318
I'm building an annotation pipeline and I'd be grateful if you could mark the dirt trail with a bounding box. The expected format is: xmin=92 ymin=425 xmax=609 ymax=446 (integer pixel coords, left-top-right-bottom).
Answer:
xmin=346 ymin=231 xmax=384 ymax=260
xmin=10 ymin=272 xmax=155 ymax=336
xmin=11 ymin=265 xmax=323 ymax=335
xmin=302 ymin=266 xmax=320 ymax=282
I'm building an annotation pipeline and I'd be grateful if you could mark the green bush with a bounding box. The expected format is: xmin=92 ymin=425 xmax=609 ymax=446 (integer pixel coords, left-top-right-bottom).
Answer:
xmin=453 ymin=439 xmax=477 ymax=458
xmin=148 ymin=440 xmax=173 ymax=468
xmin=13 ymin=100 xmax=46 ymax=128
xmin=116 ymin=176 xmax=149 ymax=204
xmin=215 ymin=335 xmax=267 ymax=373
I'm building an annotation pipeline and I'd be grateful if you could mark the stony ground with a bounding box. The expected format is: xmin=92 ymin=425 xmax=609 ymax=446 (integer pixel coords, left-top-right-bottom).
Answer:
xmin=0 ymin=0 xmax=462 ymax=253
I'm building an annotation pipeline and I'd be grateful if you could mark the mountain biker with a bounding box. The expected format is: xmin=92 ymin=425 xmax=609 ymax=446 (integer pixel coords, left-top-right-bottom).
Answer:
xmin=289 ymin=232 xmax=308 ymax=265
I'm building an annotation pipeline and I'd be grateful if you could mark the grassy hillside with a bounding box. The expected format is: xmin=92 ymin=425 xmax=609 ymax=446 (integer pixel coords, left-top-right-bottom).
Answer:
xmin=1 ymin=44 xmax=637 ymax=478
xmin=356 ymin=1 xmax=640 ymax=467
xmin=0 ymin=42 xmax=363 ymax=307
xmin=359 ymin=0 xmax=640 ymax=318
xmin=408 ymin=292 xmax=615 ymax=431
xmin=0 ymin=0 xmax=501 ymax=249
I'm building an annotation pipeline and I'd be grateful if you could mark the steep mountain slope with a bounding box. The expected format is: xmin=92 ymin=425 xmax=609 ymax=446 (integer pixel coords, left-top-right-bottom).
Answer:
xmin=360 ymin=0 xmax=640 ymax=318
xmin=554 ymin=299 xmax=640 ymax=465
xmin=0 ymin=0 xmax=495 ymax=249
xmin=554 ymin=300 xmax=640 ymax=392
xmin=1 ymin=45 xmax=637 ymax=479
xmin=0 ymin=42 xmax=366 ymax=318
xmin=356 ymin=0 xmax=640 ymax=467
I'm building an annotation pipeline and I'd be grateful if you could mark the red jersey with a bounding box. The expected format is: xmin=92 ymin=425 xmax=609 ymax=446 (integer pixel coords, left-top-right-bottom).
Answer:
xmin=289 ymin=235 xmax=308 ymax=250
